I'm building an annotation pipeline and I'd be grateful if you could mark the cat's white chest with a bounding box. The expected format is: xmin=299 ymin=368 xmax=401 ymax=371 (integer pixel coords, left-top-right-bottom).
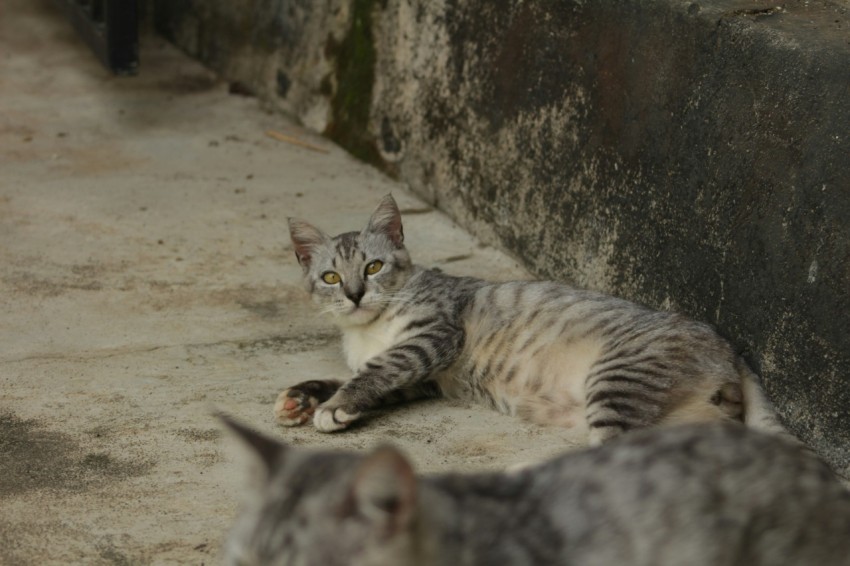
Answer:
xmin=341 ymin=314 xmax=412 ymax=372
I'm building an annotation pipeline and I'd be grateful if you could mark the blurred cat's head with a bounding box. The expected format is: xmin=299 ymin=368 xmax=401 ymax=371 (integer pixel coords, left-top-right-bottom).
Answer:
xmin=221 ymin=415 xmax=419 ymax=566
xmin=288 ymin=194 xmax=414 ymax=326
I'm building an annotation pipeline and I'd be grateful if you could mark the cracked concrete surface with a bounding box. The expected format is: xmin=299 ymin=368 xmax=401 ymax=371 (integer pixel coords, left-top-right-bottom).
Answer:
xmin=0 ymin=2 xmax=578 ymax=564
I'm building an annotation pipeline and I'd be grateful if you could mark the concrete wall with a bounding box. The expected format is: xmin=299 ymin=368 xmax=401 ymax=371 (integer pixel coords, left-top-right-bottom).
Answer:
xmin=149 ymin=0 xmax=850 ymax=475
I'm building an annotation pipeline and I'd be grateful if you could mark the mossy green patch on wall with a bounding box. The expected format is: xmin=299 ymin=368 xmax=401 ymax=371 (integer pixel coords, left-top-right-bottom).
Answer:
xmin=324 ymin=0 xmax=382 ymax=166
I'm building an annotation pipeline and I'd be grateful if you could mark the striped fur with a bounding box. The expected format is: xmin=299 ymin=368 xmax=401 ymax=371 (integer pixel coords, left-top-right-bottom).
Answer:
xmin=223 ymin=421 xmax=850 ymax=566
xmin=277 ymin=195 xmax=785 ymax=444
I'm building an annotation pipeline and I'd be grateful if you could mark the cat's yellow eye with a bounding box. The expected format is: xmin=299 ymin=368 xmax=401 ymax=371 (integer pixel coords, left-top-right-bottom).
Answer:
xmin=365 ymin=260 xmax=384 ymax=276
xmin=321 ymin=271 xmax=341 ymax=285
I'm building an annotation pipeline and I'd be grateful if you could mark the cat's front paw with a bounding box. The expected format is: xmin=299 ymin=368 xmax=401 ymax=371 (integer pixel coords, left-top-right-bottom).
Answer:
xmin=274 ymin=379 xmax=343 ymax=426
xmin=274 ymin=388 xmax=318 ymax=426
xmin=313 ymin=403 xmax=361 ymax=432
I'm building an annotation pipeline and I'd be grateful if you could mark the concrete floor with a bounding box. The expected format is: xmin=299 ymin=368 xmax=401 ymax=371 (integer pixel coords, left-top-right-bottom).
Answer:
xmin=0 ymin=2 xmax=579 ymax=564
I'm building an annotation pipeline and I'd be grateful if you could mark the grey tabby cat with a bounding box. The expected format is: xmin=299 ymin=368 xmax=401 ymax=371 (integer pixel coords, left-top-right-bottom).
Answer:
xmin=222 ymin=419 xmax=850 ymax=566
xmin=276 ymin=195 xmax=782 ymax=445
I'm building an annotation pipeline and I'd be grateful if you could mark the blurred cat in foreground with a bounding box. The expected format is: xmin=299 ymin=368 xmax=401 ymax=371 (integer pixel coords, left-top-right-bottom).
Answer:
xmin=221 ymin=418 xmax=850 ymax=566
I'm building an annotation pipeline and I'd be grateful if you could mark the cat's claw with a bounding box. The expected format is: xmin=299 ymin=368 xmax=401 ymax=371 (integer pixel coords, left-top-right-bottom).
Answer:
xmin=313 ymin=405 xmax=361 ymax=432
xmin=274 ymin=388 xmax=319 ymax=426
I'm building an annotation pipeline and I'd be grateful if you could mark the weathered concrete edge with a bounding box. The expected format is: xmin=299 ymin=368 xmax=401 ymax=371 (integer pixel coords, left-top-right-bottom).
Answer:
xmin=145 ymin=0 xmax=850 ymax=475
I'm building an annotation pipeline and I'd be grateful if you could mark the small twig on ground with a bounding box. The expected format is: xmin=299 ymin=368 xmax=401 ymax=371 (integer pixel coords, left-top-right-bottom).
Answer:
xmin=265 ymin=130 xmax=330 ymax=154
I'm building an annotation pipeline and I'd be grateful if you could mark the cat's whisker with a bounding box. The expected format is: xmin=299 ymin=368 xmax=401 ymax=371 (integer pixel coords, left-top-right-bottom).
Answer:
xmin=368 ymin=297 xmax=410 ymax=306
xmin=317 ymin=303 xmax=352 ymax=317
xmin=374 ymin=293 xmax=418 ymax=305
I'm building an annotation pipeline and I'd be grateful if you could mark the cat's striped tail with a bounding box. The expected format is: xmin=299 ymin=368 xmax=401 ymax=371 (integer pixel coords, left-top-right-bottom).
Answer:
xmin=738 ymin=360 xmax=850 ymax=486
xmin=738 ymin=359 xmax=800 ymax=442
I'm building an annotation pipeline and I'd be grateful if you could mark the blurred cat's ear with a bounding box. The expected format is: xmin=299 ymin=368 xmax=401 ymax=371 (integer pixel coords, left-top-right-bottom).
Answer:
xmin=348 ymin=445 xmax=417 ymax=534
xmin=218 ymin=412 xmax=286 ymax=472
xmin=367 ymin=194 xmax=404 ymax=247
xmin=288 ymin=218 xmax=326 ymax=268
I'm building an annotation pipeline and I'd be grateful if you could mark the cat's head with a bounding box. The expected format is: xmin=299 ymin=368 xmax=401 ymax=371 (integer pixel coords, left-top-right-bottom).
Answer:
xmin=289 ymin=194 xmax=414 ymax=326
xmin=221 ymin=415 xmax=420 ymax=566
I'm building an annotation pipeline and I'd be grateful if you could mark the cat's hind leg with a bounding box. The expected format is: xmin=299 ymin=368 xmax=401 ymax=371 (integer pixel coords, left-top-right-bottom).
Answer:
xmin=274 ymin=379 xmax=342 ymax=426
xmin=583 ymin=372 xmax=667 ymax=446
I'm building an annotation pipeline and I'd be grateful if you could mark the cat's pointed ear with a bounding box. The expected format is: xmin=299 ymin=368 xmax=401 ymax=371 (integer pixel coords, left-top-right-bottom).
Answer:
xmin=218 ymin=413 xmax=286 ymax=472
xmin=366 ymin=194 xmax=404 ymax=247
xmin=288 ymin=218 xmax=327 ymax=268
xmin=348 ymin=445 xmax=417 ymax=534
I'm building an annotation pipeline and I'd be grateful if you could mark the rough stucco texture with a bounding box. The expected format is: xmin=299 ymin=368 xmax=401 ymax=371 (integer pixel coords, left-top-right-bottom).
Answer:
xmin=150 ymin=0 xmax=850 ymax=475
